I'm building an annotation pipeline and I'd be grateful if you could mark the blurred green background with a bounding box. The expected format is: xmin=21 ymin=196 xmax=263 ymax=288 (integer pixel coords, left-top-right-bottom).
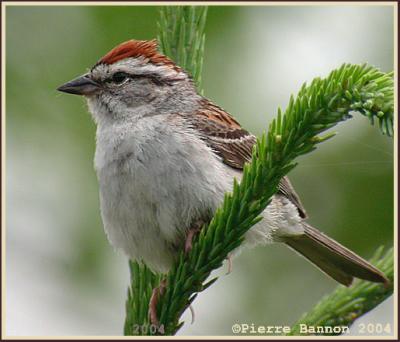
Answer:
xmin=6 ymin=4 xmax=394 ymax=336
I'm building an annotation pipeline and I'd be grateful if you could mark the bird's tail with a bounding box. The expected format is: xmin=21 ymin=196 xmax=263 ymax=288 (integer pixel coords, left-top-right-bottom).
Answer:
xmin=284 ymin=223 xmax=389 ymax=286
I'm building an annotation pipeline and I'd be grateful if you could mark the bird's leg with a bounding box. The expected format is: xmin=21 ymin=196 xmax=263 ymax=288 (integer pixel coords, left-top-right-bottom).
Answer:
xmin=226 ymin=253 xmax=233 ymax=275
xmin=148 ymin=279 xmax=167 ymax=326
xmin=184 ymin=220 xmax=204 ymax=254
xmin=189 ymin=304 xmax=195 ymax=324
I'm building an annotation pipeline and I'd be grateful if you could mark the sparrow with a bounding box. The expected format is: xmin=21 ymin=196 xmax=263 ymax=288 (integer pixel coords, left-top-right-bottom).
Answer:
xmin=57 ymin=39 xmax=388 ymax=291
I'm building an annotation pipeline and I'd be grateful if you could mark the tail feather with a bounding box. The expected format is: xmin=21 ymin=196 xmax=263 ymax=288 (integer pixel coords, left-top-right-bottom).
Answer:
xmin=284 ymin=223 xmax=389 ymax=287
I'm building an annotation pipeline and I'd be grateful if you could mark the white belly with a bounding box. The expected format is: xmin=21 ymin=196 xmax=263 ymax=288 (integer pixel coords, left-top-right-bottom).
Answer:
xmin=94 ymin=117 xmax=303 ymax=273
xmin=95 ymin=117 xmax=234 ymax=272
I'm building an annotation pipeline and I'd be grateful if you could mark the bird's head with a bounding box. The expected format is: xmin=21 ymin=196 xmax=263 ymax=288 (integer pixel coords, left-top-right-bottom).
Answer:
xmin=58 ymin=39 xmax=198 ymax=124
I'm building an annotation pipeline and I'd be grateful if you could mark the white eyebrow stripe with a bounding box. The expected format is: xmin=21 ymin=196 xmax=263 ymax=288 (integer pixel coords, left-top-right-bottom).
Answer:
xmin=91 ymin=57 xmax=188 ymax=83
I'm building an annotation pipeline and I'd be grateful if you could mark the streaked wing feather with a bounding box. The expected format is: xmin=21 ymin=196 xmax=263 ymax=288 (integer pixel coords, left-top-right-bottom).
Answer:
xmin=278 ymin=176 xmax=307 ymax=218
xmin=190 ymin=99 xmax=307 ymax=217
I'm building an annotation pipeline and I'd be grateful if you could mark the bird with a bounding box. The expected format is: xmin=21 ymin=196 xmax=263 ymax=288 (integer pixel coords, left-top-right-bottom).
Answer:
xmin=58 ymin=39 xmax=389 ymax=323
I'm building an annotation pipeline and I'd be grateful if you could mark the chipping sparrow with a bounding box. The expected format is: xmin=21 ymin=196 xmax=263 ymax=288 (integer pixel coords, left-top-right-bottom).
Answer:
xmin=58 ymin=39 xmax=388 ymax=289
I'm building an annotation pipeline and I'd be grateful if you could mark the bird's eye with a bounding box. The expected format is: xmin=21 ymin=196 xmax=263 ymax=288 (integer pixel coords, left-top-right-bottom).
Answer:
xmin=111 ymin=72 xmax=129 ymax=84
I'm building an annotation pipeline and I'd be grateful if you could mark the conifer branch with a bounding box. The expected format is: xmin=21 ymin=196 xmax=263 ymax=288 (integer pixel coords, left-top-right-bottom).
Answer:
xmin=287 ymin=247 xmax=394 ymax=336
xmin=124 ymin=6 xmax=208 ymax=336
xmin=124 ymin=6 xmax=394 ymax=336
xmin=157 ymin=6 xmax=207 ymax=90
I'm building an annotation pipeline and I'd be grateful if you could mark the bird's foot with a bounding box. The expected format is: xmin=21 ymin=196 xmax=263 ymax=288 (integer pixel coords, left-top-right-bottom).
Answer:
xmin=184 ymin=220 xmax=204 ymax=254
xmin=148 ymin=279 xmax=167 ymax=326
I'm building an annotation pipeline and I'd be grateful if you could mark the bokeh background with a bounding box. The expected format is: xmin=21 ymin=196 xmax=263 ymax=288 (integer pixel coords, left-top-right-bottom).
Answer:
xmin=5 ymin=4 xmax=394 ymax=337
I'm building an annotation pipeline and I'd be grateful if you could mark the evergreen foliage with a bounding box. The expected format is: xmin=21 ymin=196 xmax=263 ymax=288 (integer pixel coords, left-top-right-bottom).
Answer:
xmin=124 ymin=6 xmax=394 ymax=336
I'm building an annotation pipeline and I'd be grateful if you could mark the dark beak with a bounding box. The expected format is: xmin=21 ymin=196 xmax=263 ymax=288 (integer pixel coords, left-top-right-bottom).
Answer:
xmin=57 ymin=75 xmax=100 ymax=96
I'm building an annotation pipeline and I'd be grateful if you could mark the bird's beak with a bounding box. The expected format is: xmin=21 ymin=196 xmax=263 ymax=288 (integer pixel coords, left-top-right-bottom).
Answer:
xmin=57 ymin=74 xmax=100 ymax=96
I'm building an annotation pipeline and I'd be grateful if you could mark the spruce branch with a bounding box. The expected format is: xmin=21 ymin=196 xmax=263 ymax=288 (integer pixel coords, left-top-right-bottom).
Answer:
xmin=123 ymin=6 xmax=394 ymax=336
xmin=124 ymin=6 xmax=208 ymax=336
xmin=287 ymin=247 xmax=394 ymax=336
xmin=124 ymin=262 xmax=161 ymax=335
xmin=153 ymin=63 xmax=394 ymax=336
xmin=157 ymin=6 xmax=207 ymax=89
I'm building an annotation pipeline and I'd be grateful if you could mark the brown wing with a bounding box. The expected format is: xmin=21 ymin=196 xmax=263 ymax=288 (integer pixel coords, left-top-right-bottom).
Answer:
xmin=190 ymin=99 xmax=307 ymax=218
xmin=278 ymin=176 xmax=307 ymax=218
